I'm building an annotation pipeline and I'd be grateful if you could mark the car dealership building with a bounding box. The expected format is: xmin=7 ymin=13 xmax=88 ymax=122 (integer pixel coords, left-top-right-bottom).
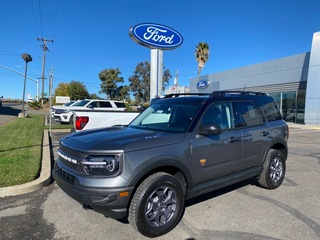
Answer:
xmin=190 ymin=31 xmax=320 ymax=125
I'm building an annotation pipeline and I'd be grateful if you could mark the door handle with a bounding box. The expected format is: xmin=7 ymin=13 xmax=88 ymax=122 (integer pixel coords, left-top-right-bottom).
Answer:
xmin=261 ymin=131 xmax=270 ymax=137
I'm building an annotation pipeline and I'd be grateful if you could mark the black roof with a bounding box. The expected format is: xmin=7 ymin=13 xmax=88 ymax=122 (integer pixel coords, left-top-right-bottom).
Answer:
xmin=153 ymin=91 xmax=276 ymax=106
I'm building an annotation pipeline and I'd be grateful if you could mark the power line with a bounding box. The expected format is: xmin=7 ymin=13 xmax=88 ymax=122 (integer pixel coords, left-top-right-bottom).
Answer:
xmin=0 ymin=50 xmax=20 ymax=57
xmin=38 ymin=0 xmax=43 ymax=38
xmin=52 ymin=0 xmax=60 ymax=39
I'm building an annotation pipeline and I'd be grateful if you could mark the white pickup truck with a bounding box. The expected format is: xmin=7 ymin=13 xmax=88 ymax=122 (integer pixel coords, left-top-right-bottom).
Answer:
xmin=73 ymin=109 xmax=140 ymax=131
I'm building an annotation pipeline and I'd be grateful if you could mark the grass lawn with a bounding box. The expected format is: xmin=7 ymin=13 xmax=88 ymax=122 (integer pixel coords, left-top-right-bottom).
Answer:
xmin=0 ymin=114 xmax=73 ymax=187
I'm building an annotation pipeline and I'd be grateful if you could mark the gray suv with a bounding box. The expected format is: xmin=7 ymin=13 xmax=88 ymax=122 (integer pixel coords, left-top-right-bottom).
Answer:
xmin=53 ymin=91 xmax=288 ymax=237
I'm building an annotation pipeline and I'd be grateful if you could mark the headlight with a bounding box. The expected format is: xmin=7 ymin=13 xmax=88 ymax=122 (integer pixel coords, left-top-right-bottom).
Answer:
xmin=81 ymin=155 xmax=120 ymax=175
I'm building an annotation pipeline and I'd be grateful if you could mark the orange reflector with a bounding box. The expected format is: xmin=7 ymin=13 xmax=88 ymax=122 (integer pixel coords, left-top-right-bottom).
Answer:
xmin=200 ymin=159 xmax=206 ymax=166
xmin=119 ymin=191 xmax=129 ymax=197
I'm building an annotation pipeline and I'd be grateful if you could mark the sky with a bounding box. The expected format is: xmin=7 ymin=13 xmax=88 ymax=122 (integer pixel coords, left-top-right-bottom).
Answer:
xmin=1 ymin=0 xmax=320 ymax=100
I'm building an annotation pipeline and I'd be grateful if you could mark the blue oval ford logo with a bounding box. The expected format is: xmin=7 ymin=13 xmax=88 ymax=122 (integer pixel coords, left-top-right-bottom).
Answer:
xmin=129 ymin=23 xmax=183 ymax=50
xmin=197 ymin=80 xmax=210 ymax=89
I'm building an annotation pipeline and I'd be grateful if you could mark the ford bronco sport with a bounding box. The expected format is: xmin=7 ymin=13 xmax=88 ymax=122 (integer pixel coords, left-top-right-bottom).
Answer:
xmin=53 ymin=91 xmax=288 ymax=237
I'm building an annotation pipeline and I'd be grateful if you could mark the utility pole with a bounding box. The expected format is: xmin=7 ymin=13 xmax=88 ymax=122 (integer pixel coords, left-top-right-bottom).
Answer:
xmin=37 ymin=38 xmax=53 ymax=103
xmin=49 ymin=70 xmax=54 ymax=136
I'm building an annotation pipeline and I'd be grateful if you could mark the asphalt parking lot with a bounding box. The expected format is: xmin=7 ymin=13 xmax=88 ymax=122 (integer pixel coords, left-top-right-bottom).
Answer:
xmin=1 ymin=104 xmax=320 ymax=239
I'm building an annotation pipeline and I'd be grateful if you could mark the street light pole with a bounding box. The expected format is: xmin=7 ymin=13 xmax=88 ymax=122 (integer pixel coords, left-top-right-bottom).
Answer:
xmin=19 ymin=53 xmax=32 ymax=118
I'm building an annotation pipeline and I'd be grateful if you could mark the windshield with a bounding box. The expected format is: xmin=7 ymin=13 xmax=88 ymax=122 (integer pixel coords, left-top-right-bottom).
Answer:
xmin=64 ymin=101 xmax=75 ymax=106
xmin=129 ymin=102 xmax=201 ymax=133
xmin=72 ymin=100 xmax=90 ymax=107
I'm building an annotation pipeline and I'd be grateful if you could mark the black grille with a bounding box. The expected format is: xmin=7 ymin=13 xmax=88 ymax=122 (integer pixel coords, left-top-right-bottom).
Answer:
xmin=55 ymin=109 xmax=67 ymax=114
xmin=57 ymin=166 xmax=75 ymax=184
xmin=60 ymin=157 xmax=77 ymax=169
xmin=59 ymin=144 xmax=81 ymax=159
xmin=58 ymin=144 xmax=88 ymax=174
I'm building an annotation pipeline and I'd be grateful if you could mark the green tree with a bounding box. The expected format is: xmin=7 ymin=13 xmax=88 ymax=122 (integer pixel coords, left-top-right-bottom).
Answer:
xmin=162 ymin=67 xmax=171 ymax=91
xmin=129 ymin=61 xmax=171 ymax=104
xmin=53 ymin=83 xmax=69 ymax=104
xmin=117 ymin=85 xmax=131 ymax=101
xmin=54 ymin=83 xmax=69 ymax=97
xmin=99 ymin=68 xmax=129 ymax=100
xmin=195 ymin=42 xmax=210 ymax=77
xmin=89 ymin=93 xmax=101 ymax=99
xmin=68 ymin=81 xmax=90 ymax=100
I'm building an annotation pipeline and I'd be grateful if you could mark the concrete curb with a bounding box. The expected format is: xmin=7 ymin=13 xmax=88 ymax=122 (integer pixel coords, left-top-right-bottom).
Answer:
xmin=0 ymin=130 xmax=52 ymax=198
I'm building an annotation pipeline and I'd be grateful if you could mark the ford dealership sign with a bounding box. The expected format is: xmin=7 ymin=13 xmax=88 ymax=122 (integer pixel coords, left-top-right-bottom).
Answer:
xmin=197 ymin=80 xmax=210 ymax=89
xmin=129 ymin=23 xmax=183 ymax=50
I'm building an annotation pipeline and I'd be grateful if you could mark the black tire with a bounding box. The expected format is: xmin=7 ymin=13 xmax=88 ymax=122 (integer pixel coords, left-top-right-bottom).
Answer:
xmin=258 ymin=149 xmax=286 ymax=189
xmin=128 ymin=172 xmax=184 ymax=238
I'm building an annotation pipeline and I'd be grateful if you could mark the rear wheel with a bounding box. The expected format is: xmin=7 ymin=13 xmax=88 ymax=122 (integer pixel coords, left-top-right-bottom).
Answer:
xmin=128 ymin=172 xmax=184 ymax=238
xmin=258 ymin=149 xmax=286 ymax=189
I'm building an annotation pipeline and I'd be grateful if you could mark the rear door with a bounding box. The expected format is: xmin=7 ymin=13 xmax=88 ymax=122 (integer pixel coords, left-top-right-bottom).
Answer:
xmin=233 ymin=101 xmax=270 ymax=169
xmin=191 ymin=102 xmax=243 ymax=184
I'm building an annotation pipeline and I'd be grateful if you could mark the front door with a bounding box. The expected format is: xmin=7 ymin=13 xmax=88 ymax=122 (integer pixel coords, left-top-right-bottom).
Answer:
xmin=191 ymin=102 xmax=243 ymax=184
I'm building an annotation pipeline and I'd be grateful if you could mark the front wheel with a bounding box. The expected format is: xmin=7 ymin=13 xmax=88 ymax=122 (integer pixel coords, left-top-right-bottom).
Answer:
xmin=258 ymin=149 xmax=286 ymax=189
xmin=128 ymin=172 xmax=185 ymax=238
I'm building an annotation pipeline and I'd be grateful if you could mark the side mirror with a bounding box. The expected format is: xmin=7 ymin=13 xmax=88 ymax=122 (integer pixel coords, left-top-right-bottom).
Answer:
xmin=198 ymin=123 xmax=222 ymax=136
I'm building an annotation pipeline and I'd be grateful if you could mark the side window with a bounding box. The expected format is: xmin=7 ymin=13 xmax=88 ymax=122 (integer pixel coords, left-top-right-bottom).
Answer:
xmin=114 ymin=102 xmax=126 ymax=108
xmin=257 ymin=101 xmax=282 ymax=121
xmin=234 ymin=101 xmax=264 ymax=127
xmin=201 ymin=102 xmax=233 ymax=130
xmin=88 ymin=101 xmax=98 ymax=108
xmin=99 ymin=101 xmax=112 ymax=108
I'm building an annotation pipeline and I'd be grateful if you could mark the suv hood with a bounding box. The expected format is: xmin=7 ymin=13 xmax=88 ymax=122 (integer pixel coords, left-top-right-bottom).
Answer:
xmin=60 ymin=126 xmax=186 ymax=153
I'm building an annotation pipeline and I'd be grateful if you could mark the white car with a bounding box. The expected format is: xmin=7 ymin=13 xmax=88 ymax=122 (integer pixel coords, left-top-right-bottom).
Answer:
xmin=51 ymin=101 xmax=77 ymax=117
xmin=53 ymin=99 xmax=126 ymax=124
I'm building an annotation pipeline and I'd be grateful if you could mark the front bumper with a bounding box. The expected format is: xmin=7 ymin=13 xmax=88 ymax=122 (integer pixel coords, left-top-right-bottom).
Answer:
xmin=52 ymin=164 xmax=134 ymax=220
xmin=53 ymin=114 xmax=70 ymax=123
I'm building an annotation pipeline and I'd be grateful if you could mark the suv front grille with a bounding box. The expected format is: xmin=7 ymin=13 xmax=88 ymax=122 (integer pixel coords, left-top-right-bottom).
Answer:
xmin=60 ymin=157 xmax=77 ymax=169
xmin=57 ymin=166 xmax=75 ymax=184
xmin=58 ymin=144 xmax=88 ymax=174
xmin=59 ymin=144 xmax=81 ymax=159
xmin=54 ymin=109 xmax=64 ymax=114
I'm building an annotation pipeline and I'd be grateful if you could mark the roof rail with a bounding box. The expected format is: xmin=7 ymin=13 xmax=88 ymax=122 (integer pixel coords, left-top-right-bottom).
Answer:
xmin=163 ymin=93 xmax=210 ymax=98
xmin=209 ymin=91 xmax=267 ymax=97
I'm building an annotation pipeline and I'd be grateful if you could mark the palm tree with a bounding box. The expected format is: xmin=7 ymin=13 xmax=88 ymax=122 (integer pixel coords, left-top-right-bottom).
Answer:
xmin=195 ymin=42 xmax=210 ymax=77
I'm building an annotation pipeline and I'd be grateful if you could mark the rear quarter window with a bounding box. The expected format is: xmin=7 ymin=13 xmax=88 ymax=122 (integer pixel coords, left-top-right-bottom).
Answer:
xmin=257 ymin=101 xmax=282 ymax=121
xmin=114 ymin=102 xmax=126 ymax=108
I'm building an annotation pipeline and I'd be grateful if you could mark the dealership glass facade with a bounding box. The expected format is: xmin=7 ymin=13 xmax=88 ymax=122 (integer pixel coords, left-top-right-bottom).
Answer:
xmin=188 ymin=31 xmax=319 ymax=125
xmin=269 ymin=90 xmax=306 ymax=124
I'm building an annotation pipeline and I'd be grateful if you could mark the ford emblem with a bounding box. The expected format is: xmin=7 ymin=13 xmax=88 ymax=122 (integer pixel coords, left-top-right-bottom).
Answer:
xmin=129 ymin=23 xmax=183 ymax=50
xmin=197 ymin=80 xmax=210 ymax=89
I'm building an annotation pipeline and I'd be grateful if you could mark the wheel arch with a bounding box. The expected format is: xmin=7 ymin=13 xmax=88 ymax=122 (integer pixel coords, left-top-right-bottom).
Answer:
xmin=127 ymin=157 xmax=194 ymax=197
xmin=269 ymin=141 xmax=288 ymax=160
